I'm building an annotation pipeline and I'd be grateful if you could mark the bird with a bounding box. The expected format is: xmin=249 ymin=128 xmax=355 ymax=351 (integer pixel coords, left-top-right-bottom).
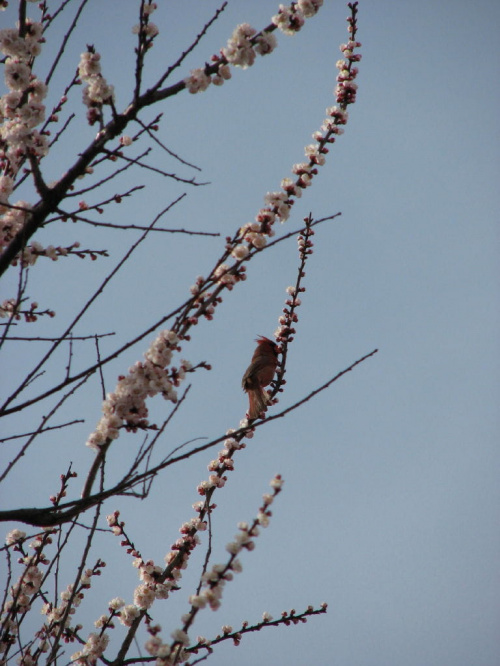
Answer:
xmin=241 ymin=336 xmax=279 ymax=419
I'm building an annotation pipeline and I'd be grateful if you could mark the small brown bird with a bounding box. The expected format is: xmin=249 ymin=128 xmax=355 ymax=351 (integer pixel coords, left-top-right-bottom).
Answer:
xmin=242 ymin=336 xmax=279 ymax=419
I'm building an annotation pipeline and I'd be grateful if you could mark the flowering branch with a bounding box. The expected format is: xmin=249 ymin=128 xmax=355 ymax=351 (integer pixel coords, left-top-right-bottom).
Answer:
xmin=186 ymin=604 xmax=328 ymax=662
xmin=0 ymin=4 xmax=369 ymax=666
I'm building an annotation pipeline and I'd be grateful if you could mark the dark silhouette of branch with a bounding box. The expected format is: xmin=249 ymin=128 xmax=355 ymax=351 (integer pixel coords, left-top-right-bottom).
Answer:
xmin=0 ymin=419 xmax=84 ymax=444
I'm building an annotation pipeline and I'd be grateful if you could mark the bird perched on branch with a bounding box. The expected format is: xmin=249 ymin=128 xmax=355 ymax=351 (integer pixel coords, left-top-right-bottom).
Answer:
xmin=242 ymin=336 xmax=279 ymax=420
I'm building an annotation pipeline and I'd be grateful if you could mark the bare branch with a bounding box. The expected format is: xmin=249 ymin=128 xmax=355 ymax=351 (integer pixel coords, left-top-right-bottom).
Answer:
xmin=0 ymin=420 xmax=84 ymax=444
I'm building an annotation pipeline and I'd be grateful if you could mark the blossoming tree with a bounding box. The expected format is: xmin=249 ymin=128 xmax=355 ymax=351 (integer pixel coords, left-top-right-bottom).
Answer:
xmin=0 ymin=1 xmax=374 ymax=664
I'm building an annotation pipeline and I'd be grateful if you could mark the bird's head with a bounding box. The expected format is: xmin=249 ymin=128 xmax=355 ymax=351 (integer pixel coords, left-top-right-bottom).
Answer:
xmin=256 ymin=335 xmax=279 ymax=356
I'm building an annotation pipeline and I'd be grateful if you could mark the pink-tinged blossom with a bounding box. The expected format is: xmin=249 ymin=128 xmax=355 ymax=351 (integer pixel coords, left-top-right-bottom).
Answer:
xmin=262 ymin=493 xmax=274 ymax=506
xmin=119 ymin=604 xmax=140 ymax=627
xmin=244 ymin=226 xmax=268 ymax=247
xmin=292 ymin=161 xmax=312 ymax=176
xmin=272 ymin=4 xmax=305 ymax=35
xmin=5 ymin=528 xmax=26 ymax=545
xmin=188 ymin=593 xmax=207 ymax=609
xmin=270 ymin=475 xmax=284 ymax=489
xmin=134 ymin=583 xmax=156 ymax=609
xmin=0 ymin=90 xmax=21 ymax=118
xmin=71 ymin=632 xmax=109 ymax=665
xmin=132 ymin=22 xmax=159 ymax=37
xmin=0 ymin=22 xmax=43 ymax=60
xmin=4 ymin=58 xmax=31 ymax=90
xmin=214 ymin=263 xmax=237 ymax=286
xmin=326 ymin=105 xmax=349 ymax=123
xmin=143 ymin=2 xmax=157 ymax=16
xmin=157 ymin=643 xmax=172 ymax=659
xmin=264 ymin=191 xmax=287 ymax=207
xmin=212 ymin=63 xmax=231 ymax=86
xmin=143 ymin=22 xmax=159 ymax=37
xmin=0 ymin=29 xmax=30 ymax=59
xmin=86 ymin=330 xmax=184 ymax=449
xmin=171 ymin=628 xmax=189 ymax=646
xmin=0 ymin=203 xmax=30 ymax=253
xmin=298 ymin=0 xmax=323 ymax=17
xmin=231 ymin=244 xmax=249 ymax=260
xmin=298 ymin=172 xmax=312 ymax=187
xmin=144 ymin=635 xmax=162 ymax=656
xmin=154 ymin=583 xmax=171 ymax=600
xmin=184 ymin=68 xmax=211 ymax=94
xmin=222 ymin=23 xmax=257 ymax=69
xmin=254 ymin=31 xmax=278 ymax=56
xmin=281 ymin=177 xmax=302 ymax=198
xmin=257 ymin=511 xmax=270 ymax=527
xmin=78 ymin=49 xmax=114 ymax=119
xmin=262 ymin=611 xmax=273 ymax=622
xmin=304 ymin=143 xmax=326 ymax=165
xmin=84 ymin=77 xmax=115 ymax=105
xmin=94 ymin=615 xmax=108 ymax=629
xmin=232 ymin=558 xmax=243 ymax=573
xmin=108 ymin=597 xmax=125 ymax=611
xmin=0 ymin=175 xmax=14 ymax=209
xmin=78 ymin=52 xmax=101 ymax=80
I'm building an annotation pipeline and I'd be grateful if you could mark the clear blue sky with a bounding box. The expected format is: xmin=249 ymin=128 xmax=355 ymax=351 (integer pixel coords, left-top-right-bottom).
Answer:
xmin=1 ymin=2 xmax=499 ymax=665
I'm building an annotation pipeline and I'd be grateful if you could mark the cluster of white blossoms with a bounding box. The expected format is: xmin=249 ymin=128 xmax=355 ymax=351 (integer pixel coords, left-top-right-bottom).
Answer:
xmin=188 ymin=476 xmax=283 ymax=617
xmin=0 ymin=197 xmax=77 ymax=270
xmin=71 ymin=632 xmax=109 ymax=666
xmin=0 ymin=18 xmax=47 ymax=269
xmin=233 ymin=34 xmax=361 ymax=263
xmin=1 ymin=527 xmax=93 ymax=659
xmin=196 ymin=434 xmax=247 ymax=496
xmin=78 ymin=50 xmax=114 ymax=124
xmin=272 ymin=0 xmax=323 ymax=34
xmin=335 ymin=39 xmax=361 ymax=105
xmin=131 ymin=1 xmax=159 ymax=39
xmin=222 ymin=23 xmax=277 ymax=69
xmin=188 ymin=5 xmax=357 ymax=309
xmin=184 ymin=0 xmax=323 ymax=94
xmin=0 ymin=20 xmax=47 ymax=173
xmin=2 ymin=530 xmax=44 ymax=653
xmin=132 ymin=477 xmax=283 ymax=664
xmin=275 ymin=284 xmax=303 ymax=341
xmin=86 ymin=330 xmax=191 ymax=449
xmin=0 ymin=18 xmax=72 ymax=273
xmin=0 ymin=297 xmax=20 ymax=320
xmin=102 ymin=508 xmax=208 ymax=664
xmin=100 ymin=514 xmax=179 ymax=643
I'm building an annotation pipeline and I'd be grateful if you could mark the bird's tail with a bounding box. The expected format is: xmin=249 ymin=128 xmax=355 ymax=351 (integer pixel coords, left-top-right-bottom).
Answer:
xmin=248 ymin=387 xmax=270 ymax=420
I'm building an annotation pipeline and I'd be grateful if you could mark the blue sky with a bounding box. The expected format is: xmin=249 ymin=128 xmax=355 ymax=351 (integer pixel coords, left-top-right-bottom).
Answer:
xmin=1 ymin=1 xmax=499 ymax=665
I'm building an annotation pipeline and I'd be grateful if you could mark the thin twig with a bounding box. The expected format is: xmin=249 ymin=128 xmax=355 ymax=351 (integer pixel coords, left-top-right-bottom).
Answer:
xmin=45 ymin=0 xmax=90 ymax=86
xmin=0 ymin=195 xmax=186 ymax=416
xmin=0 ymin=420 xmax=84 ymax=444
